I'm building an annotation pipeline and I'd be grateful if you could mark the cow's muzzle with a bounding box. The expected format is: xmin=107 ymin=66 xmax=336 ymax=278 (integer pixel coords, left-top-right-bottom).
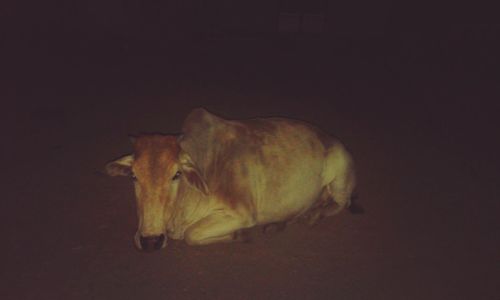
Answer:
xmin=139 ymin=234 xmax=165 ymax=252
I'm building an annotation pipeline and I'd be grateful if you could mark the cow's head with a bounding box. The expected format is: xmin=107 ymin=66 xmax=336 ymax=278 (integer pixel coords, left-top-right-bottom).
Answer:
xmin=105 ymin=134 xmax=208 ymax=252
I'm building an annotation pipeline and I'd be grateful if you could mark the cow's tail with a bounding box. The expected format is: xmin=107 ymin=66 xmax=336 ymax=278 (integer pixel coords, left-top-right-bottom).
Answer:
xmin=348 ymin=192 xmax=364 ymax=214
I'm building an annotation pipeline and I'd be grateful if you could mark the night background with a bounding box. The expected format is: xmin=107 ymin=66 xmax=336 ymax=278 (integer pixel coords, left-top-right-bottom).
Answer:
xmin=1 ymin=0 xmax=499 ymax=299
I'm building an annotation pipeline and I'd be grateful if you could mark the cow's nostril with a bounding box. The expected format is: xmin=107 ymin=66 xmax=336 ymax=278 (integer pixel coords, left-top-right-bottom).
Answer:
xmin=140 ymin=234 xmax=165 ymax=251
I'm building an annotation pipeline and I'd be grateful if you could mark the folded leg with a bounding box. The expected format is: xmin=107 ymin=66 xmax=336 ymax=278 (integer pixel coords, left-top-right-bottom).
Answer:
xmin=184 ymin=212 xmax=253 ymax=245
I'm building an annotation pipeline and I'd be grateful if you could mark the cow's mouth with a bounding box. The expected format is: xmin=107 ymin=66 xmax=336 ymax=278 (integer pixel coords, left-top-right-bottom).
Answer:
xmin=135 ymin=233 xmax=166 ymax=252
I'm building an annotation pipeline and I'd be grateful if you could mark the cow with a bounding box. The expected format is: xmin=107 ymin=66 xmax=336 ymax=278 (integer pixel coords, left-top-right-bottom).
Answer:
xmin=105 ymin=108 xmax=356 ymax=251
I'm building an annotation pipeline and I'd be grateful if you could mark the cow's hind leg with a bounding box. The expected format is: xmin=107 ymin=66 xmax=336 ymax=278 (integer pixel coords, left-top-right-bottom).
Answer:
xmin=319 ymin=144 xmax=357 ymax=217
xmin=184 ymin=212 xmax=254 ymax=246
xmin=322 ymin=168 xmax=356 ymax=217
xmin=296 ymin=188 xmax=333 ymax=226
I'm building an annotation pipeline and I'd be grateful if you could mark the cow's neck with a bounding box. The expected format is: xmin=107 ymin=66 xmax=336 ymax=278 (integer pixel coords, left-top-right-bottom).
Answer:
xmin=167 ymin=186 xmax=208 ymax=239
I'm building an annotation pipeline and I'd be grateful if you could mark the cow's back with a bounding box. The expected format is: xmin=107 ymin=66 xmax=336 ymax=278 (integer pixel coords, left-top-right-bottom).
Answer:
xmin=180 ymin=109 xmax=338 ymax=224
xmin=236 ymin=118 xmax=333 ymax=223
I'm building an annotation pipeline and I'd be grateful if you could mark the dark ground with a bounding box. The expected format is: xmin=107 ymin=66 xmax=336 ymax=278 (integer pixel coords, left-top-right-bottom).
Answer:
xmin=2 ymin=29 xmax=499 ymax=299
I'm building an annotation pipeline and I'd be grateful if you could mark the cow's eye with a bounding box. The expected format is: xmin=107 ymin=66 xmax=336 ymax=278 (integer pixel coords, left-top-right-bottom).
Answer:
xmin=172 ymin=171 xmax=181 ymax=181
xmin=131 ymin=173 xmax=137 ymax=180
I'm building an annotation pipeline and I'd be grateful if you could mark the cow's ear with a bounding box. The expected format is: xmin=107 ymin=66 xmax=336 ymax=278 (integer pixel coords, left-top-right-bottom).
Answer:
xmin=105 ymin=154 xmax=134 ymax=177
xmin=179 ymin=162 xmax=208 ymax=195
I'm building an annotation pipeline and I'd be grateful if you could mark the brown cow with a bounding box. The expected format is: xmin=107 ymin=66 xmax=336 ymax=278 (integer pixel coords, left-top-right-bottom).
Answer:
xmin=106 ymin=108 xmax=356 ymax=251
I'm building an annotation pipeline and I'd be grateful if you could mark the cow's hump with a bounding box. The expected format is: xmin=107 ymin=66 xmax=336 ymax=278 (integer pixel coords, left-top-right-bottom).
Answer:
xmin=179 ymin=108 xmax=236 ymax=173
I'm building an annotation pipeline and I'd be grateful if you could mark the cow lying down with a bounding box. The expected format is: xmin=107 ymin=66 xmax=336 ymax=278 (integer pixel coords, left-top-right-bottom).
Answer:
xmin=106 ymin=108 xmax=356 ymax=251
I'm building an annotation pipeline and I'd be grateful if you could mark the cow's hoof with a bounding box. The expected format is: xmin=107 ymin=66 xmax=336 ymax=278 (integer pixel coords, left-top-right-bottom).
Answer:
xmin=233 ymin=229 xmax=252 ymax=243
xmin=300 ymin=210 xmax=323 ymax=226
xmin=262 ymin=222 xmax=287 ymax=234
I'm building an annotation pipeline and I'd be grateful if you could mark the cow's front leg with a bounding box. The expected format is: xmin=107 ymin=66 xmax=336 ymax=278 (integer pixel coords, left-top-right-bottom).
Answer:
xmin=184 ymin=212 xmax=253 ymax=246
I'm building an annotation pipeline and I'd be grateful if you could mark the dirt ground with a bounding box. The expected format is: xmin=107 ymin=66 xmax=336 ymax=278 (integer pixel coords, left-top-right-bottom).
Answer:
xmin=2 ymin=33 xmax=499 ymax=299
